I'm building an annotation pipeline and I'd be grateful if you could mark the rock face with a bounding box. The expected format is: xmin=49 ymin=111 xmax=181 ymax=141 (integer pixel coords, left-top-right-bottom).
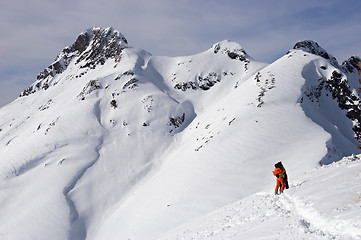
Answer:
xmin=293 ymin=41 xmax=361 ymax=141
xmin=20 ymin=27 xmax=128 ymax=97
xmin=173 ymin=72 xmax=223 ymax=91
xmin=326 ymin=71 xmax=361 ymax=141
xmin=213 ymin=40 xmax=251 ymax=70
xmin=342 ymin=56 xmax=361 ymax=74
xmin=293 ymin=40 xmax=339 ymax=68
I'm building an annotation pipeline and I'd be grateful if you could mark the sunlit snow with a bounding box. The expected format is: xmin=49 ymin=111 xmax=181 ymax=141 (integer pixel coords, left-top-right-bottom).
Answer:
xmin=0 ymin=28 xmax=360 ymax=240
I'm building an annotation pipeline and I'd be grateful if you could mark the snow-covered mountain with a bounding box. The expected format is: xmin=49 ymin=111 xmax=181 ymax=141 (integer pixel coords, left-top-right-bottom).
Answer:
xmin=0 ymin=27 xmax=360 ymax=240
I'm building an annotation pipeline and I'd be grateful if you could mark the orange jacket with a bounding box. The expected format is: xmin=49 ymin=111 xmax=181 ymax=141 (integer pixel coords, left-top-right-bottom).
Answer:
xmin=273 ymin=167 xmax=285 ymax=178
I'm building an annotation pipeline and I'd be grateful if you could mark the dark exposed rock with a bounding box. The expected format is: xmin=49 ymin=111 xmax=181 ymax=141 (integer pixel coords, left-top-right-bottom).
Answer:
xmin=198 ymin=73 xmax=221 ymax=90
xmin=174 ymin=72 xmax=222 ymax=91
xmin=110 ymin=100 xmax=117 ymax=109
xmin=77 ymin=80 xmax=102 ymax=100
xmin=75 ymin=27 xmax=127 ymax=69
xmin=71 ymin=33 xmax=92 ymax=53
xmin=212 ymin=41 xmax=250 ymax=71
xmin=20 ymin=27 xmax=128 ymax=97
xmin=169 ymin=113 xmax=185 ymax=128
xmin=122 ymin=78 xmax=139 ymax=90
xmin=303 ymin=68 xmax=361 ymax=142
xmin=293 ymin=40 xmax=339 ymax=68
xmin=341 ymin=56 xmax=361 ymax=74
xmin=325 ymin=71 xmax=361 ymax=141
xmin=174 ymin=82 xmax=197 ymax=91
xmin=294 ymin=41 xmax=329 ymax=59
xmin=255 ymin=71 xmax=276 ymax=107
xmin=227 ymin=51 xmax=247 ymax=62
xmin=213 ymin=43 xmax=221 ymax=54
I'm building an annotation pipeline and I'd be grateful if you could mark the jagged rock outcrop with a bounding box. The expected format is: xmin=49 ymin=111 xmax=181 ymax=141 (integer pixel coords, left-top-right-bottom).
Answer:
xmin=302 ymin=67 xmax=361 ymax=142
xmin=213 ymin=40 xmax=251 ymax=70
xmin=325 ymin=71 xmax=361 ymax=141
xmin=293 ymin=40 xmax=339 ymax=68
xmin=174 ymin=72 xmax=223 ymax=91
xmin=77 ymin=80 xmax=102 ymax=100
xmin=342 ymin=56 xmax=361 ymax=74
xmin=20 ymin=27 xmax=128 ymax=97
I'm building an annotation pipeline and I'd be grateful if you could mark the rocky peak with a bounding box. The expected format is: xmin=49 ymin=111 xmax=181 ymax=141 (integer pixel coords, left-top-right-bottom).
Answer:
xmin=212 ymin=40 xmax=252 ymax=71
xmin=341 ymin=56 xmax=361 ymax=74
xmin=293 ymin=40 xmax=339 ymax=68
xmin=212 ymin=40 xmax=249 ymax=60
xmin=20 ymin=27 xmax=128 ymax=97
xmin=72 ymin=27 xmax=128 ymax=69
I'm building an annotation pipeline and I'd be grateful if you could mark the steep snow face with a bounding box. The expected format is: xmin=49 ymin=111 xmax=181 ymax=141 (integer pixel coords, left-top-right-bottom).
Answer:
xmin=290 ymin=50 xmax=361 ymax=146
xmin=0 ymin=27 xmax=360 ymax=240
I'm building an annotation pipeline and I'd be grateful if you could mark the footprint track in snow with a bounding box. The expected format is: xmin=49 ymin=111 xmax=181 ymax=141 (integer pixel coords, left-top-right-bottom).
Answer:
xmin=163 ymin=192 xmax=358 ymax=240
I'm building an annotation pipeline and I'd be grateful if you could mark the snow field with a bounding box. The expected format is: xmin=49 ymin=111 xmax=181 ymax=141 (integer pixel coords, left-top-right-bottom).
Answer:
xmin=161 ymin=155 xmax=361 ymax=240
xmin=0 ymin=32 xmax=360 ymax=240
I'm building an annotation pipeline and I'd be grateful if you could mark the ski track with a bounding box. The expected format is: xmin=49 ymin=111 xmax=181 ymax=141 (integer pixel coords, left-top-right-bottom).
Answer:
xmin=162 ymin=191 xmax=359 ymax=240
xmin=280 ymin=193 xmax=359 ymax=240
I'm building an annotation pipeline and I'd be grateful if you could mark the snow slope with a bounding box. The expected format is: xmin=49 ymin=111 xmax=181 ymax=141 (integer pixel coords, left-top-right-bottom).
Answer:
xmin=160 ymin=154 xmax=361 ymax=240
xmin=0 ymin=27 xmax=360 ymax=239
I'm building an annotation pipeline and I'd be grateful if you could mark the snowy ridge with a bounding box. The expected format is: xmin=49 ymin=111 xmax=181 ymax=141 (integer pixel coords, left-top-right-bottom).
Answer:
xmin=0 ymin=27 xmax=360 ymax=239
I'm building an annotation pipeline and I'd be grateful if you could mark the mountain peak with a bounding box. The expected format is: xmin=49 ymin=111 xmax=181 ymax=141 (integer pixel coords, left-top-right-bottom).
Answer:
xmin=68 ymin=27 xmax=128 ymax=55
xmin=20 ymin=27 xmax=128 ymax=97
xmin=69 ymin=26 xmax=128 ymax=68
xmin=293 ymin=40 xmax=339 ymax=68
xmin=212 ymin=40 xmax=253 ymax=62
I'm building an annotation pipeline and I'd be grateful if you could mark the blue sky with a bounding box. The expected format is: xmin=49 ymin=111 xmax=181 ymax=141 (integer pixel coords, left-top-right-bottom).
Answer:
xmin=0 ymin=0 xmax=360 ymax=107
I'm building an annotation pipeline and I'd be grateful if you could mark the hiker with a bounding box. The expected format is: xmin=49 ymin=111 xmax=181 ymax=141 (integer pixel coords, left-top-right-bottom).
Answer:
xmin=272 ymin=161 xmax=288 ymax=194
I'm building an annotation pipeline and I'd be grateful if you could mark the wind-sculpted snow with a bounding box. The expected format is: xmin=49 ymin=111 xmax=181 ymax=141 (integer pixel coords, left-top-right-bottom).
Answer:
xmin=0 ymin=27 xmax=361 ymax=239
